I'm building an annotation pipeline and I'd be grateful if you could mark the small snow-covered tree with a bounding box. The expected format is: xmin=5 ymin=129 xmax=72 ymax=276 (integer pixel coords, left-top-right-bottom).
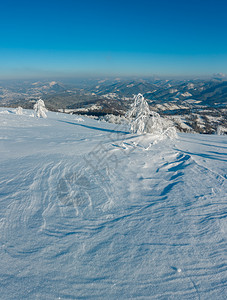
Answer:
xmin=216 ymin=125 xmax=227 ymax=135
xmin=126 ymin=93 xmax=177 ymax=138
xmin=126 ymin=93 xmax=150 ymax=134
xmin=34 ymin=99 xmax=48 ymax=118
xmin=16 ymin=106 xmax=23 ymax=115
xmin=126 ymin=93 xmax=163 ymax=134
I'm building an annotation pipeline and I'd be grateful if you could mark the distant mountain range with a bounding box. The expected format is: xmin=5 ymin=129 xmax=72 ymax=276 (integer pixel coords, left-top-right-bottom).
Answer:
xmin=89 ymin=78 xmax=227 ymax=107
xmin=0 ymin=76 xmax=226 ymax=134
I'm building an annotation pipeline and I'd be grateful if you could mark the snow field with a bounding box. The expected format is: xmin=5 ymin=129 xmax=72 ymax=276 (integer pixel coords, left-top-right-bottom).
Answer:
xmin=0 ymin=108 xmax=226 ymax=299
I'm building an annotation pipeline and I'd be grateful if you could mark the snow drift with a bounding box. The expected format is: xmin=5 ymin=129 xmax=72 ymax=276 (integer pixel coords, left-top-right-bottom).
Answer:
xmin=0 ymin=107 xmax=226 ymax=299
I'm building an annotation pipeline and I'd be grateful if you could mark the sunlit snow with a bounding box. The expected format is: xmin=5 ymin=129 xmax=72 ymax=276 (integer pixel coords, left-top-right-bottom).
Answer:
xmin=0 ymin=108 xmax=226 ymax=299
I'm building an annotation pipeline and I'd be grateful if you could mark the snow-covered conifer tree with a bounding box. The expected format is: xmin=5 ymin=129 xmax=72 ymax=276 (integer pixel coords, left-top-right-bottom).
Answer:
xmin=126 ymin=93 xmax=150 ymax=134
xmin=126 ymin=93 xmax=162 ymax=134
xmin=216 ymin=125 xmax=226 ymax=135
xmin=34 ymin=99 xmax=48 ymax=118
xmin=126 ymin=93 xmax=177 ymax=138
xmin=16 ymin=106 xmax=23 ymax=115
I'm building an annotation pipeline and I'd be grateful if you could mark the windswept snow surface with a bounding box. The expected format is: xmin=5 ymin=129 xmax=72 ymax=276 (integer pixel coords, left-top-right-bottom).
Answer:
xmin=0 ymin=108 xmax=227 ymax=299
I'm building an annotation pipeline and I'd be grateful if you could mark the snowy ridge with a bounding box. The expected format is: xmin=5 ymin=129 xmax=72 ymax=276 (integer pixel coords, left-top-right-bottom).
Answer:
xmin=0 ymin=108 xmax=226 ymax=299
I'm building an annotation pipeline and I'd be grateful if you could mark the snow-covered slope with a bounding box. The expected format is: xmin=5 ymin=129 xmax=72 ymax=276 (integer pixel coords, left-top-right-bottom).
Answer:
xmin=0 ymin=108 xmax=226 ymax=299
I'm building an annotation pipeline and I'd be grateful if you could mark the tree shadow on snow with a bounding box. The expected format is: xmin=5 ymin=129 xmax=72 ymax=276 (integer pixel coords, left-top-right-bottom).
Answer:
xmin=58 ymin=120 xmax=129 ymax=134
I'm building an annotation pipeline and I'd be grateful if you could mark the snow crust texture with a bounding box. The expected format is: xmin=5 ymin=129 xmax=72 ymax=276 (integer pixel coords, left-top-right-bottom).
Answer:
xmin=0 ymin=108 xmax=226 ymax=299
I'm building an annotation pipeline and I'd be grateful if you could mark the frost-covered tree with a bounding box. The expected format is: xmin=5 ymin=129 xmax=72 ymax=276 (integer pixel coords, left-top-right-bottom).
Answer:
xmin=216 ymin=125 xmax=226 ymax=135
xmin=126 ymin=93 xmax=150 ymax=134
xmin=16 ymin=106 xmax=23 ymax=115
xmin=34 ymin=99 xmax=48 ymax=118
xmin=126 ymin=93 xmax=177 ymax=138
xmin=126 ymin=93 xmax=162 ymax=134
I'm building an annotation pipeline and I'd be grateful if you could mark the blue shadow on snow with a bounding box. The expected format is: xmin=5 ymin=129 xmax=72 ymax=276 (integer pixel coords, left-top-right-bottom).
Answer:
xmin=58 ymin=120 xmax=129 ymax=134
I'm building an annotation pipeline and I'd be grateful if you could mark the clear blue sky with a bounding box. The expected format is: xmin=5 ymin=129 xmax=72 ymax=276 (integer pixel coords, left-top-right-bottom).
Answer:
xmin=0 ymin=0 xmax=227 ymax=78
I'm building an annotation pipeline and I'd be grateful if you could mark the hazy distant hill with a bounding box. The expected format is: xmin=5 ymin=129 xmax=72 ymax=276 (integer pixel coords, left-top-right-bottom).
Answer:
xmin=89 ymin=78 xmax=227 ymax=107
xmin=0 ymin=77 xmax=226 ymax=133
